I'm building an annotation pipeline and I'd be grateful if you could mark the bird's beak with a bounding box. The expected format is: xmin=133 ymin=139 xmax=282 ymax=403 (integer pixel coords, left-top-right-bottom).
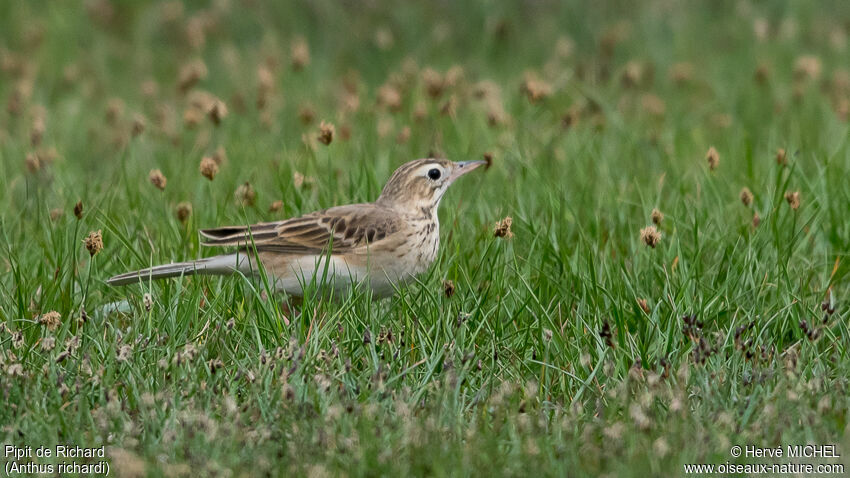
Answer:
xmin=449 ymin=160 xmax=487 ymax=182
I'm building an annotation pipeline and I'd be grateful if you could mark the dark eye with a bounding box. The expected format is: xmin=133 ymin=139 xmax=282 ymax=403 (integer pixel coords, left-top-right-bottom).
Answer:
xmin=427 ymin=168 xmax=441 ymax=180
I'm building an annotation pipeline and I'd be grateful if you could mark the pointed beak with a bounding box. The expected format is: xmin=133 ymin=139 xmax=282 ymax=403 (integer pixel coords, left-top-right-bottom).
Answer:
xmin=449 ymin=160 xmax=487 ymax=182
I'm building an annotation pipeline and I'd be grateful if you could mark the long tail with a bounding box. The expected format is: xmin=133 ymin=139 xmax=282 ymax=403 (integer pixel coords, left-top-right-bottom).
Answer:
xmin=106 ymin=254 xmax=243 ymax=286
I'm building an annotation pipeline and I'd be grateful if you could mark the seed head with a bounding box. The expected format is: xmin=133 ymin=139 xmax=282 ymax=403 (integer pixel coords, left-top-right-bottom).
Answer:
xmin=7 ymin=363 xmax=24 ymax=378
xmin=637 ymin=298 xmax=650 ymax=314
xmin=235 ymin=182 xmax=256 ymax=207
xmin=298 ymin=103 xmax=316 ymax=124
xmin=494 ymin=216 xmax=513 ymax=239
xmin=740 ymin=187 xmax=753 ymax=207
xmin=131 ymin=113 xmax=146 ymax=137
xmin=482 ymin=152 xmax=494 ymax=170
xmin=443 ymin=280 xmax=455 ymax=298
xmin=177 ymin=59 xmax=207 ymax=93
xmin=705 ymin=146 xmax=719 ymax=171
xmin=143 ymin=293 xmax=153 ymax=311
xmin=668 ymin=62 xmax=694 ymax=84
xmin=39 ymin=311 xmax=62 ymax=331
xmin=752 ymin=212 xmax=761 ymax=228
xmin=377 ymin=84 xmax=402 ymax=111
xmin=268 ymin=200 xmax=284 ymax=213
xmin=199 ymin=156 xmax=218 ymax=180
xmin=25 ymin=152 xmax=41 ymax=173
xmin=210 ymin=146 xmax=227 ymax=165
xmin=794 ymin=55 xmax=822 ymax=81
xmin=105 ymin=98 xmax=124 ymax=125
xmin=74 ymin=201 xmax=84 ymax=219
xmin=422 ymin=68 xmax=446 ymax=98
xmin=116 ymin=344 xmax=133 ymax=363
xmin=600 ymin=320 xmax=615 ymax=348
xmin=640 ymin=225 xmax=661 ymax=248
xmin=754 ymin=63 xmax=770 ymax=84
xmin=149 ymin=169 xmax=167 ymax=190
xmin=41 ymin=336 xmax=56 ymax=352
xmin=175 ymin=202 xmax=192 ymax=223
xmin=84 ymin=230 xmax=103 ymax=256
xmin=317 ymin=121 xmax=335 ymax=145
xmin=650 ymin=208 xmax=664 ymax=225
xmin=640 ymin=93 xmax=666 ymax=117
xmin=396 ymin=126 xmax=411 ymax=144
xmin=784 ymin=191 xmax=800 ymax=210
xmin=208 ymin=99 xmax=228 ymax=125
xmin=775 ymin=148 xmax=787 ymax=166
xmin=520 ymin=72 xmax=552 ymax=103
xmin=290 ymin=38 xmax=310 ymax=71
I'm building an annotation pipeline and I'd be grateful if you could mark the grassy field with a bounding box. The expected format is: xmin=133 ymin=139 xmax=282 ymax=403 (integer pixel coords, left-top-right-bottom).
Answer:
xmin=2 ymin=0 xmax=850 ymax=476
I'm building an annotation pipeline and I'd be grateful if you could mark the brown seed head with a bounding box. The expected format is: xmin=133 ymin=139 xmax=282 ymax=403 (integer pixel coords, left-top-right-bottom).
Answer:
xmin=200 ymin=156 xmax=218 ymax=180
xmin=74 ymin=201 xmax=83 ymax=219
xmin=640 ymin=93 xmax=666 ymax=117
xmin=298 ymin=103 xmax=316 ymax=125
xmin=39 ymin=311 xmax=62 ymax=331
xmin=290 ymin=38 xmax=310 ymax=71
xmin=640 ymin=225 xmax=661 ymax=248
xmin=210 ymin=146 xmax=227 ymax=165
xmin=317 ymin=121 xmax=335 ymax=145
xmin=131 ymin=113 xmax=146 ymax=137
xmin=494 ymin=216 xmax=513 ymax=239
xmin=377 ymin=83 xmax=402 ymax=111
xmin=84 ymin=230 xmax=103 ymax=256
xmin=25 ymin=152 xmax=41 ymax=173
xmin=235 ymin=182 xmax=256 ymax=207
xmin=268 ymin=200 xmax=284 ymax=213
xmin=30 ymin=116 xmax=45 ymax=146
xmin=422 ymin=68 xmax=446 ymax=98
xmin=784 ymin=191 xmax=800 ymax=210
xmin=520 ymin=72 xmax=552 ymax=103
xmin=621 ymin=61 xmax=644 ymax=87
xmin=637 ymin=298 xmax=650 ymax=314
xmin=293 ymin=171 xmax=315 ymax=190
xmin=775 ymin=148 xmax=787 ymax=166
xmin=793 ymin=55 xmax=822 ymax=81
xmin=740 ymin=187 xmax=753 ymax=207
xmin=149 ymin=169 xmax=167 ymax=190
xmin=482 ymin=152 xmax=494 ymax=170
xmin=396 ymin=126 xmax=411 ymax=144
xmin=105 ymin=98 xmax=124 ymax=125
xmin=175 ymin=202 xmax=192 ymax=222
xmin=208 ymin=99 xmax=227 ymax=125
xmin=668 ymin=62 xmax=694 ymax=84
xmin=177 ymin=59 xmax=207 ymax=93
xmin=650 ymin=208 xmax=664 ymax=225
xmin=752 ymin=212 xmax=761 ymax=228
xmin=705 ymin=146 xmax=719 ymax=171
xmin=443 ymin=280 xmax=455 ymax=298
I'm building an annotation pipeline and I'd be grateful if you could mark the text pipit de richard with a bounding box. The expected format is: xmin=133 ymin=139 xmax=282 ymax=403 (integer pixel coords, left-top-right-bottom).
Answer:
xmin=4 ymin=444 xmax=108 ymax=475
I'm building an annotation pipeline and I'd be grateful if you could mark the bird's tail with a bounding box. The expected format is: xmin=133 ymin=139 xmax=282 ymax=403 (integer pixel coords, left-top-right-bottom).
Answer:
xmin=107 ymin=254 xmax=244 ymax=286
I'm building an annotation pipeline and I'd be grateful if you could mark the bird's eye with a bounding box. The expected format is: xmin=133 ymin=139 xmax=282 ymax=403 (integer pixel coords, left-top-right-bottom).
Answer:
xmin=427 ymin=168 xmax=442 ymax=180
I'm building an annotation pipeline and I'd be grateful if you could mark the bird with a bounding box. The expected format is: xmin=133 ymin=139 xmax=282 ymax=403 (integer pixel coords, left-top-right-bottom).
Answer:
xmin=107 ymin=158 xmax=487 ymax=298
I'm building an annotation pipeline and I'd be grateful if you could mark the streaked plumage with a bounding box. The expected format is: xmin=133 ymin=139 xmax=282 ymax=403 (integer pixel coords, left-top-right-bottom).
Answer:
xmin=107 ymin=158 xmax=486 ymax=297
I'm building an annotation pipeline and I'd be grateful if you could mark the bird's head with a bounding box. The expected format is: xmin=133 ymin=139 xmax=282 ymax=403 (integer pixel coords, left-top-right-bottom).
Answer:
xmin=376 ymin=158 xmax=487 ymax=215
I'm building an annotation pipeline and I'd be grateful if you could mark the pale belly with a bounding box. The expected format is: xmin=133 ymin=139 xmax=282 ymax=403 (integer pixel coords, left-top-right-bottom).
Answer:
xmin=251 ymin=248 xmax=433 ymax=298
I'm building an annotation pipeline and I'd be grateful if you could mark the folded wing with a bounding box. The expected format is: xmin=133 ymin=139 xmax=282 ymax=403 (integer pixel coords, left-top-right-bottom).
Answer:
xmin=199 ymin=204 xmax=402 ymax=255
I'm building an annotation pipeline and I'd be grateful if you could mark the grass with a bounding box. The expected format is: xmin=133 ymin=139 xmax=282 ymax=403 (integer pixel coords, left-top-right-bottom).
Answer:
xmin=2 ymin=0 xmax=850 ymax=476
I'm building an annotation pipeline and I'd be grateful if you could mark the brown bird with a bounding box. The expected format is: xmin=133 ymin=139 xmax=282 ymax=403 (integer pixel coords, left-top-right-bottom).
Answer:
xmin=107 ymin=158 xmax=486 ymax=297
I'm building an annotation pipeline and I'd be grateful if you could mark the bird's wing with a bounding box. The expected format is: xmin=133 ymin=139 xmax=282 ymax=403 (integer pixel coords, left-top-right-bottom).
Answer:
xmin=199 ymin=204 xmax=404 ymax=254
